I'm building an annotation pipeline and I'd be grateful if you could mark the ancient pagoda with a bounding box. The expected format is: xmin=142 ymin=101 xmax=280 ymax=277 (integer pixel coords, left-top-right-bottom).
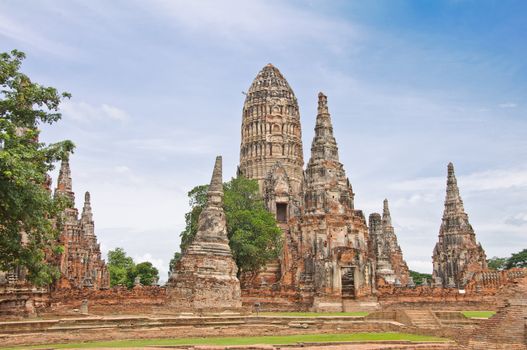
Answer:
xmin=239 ymin=63 xmax=304 ymax=221
xmin=432 ymin=163 xmax=487 ymax=288
xmin=167 ymin=156 xmax=241 ymax=311
xmin=279 ymin=93 xmax=373 ymax=310
xmin=54 ymin=157 xmax=110 ymax=290
xmin=369 ymin=199 xmax=410 ymax=286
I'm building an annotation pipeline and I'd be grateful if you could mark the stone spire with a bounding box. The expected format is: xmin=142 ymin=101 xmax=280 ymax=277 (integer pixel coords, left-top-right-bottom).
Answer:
xmin=80 ymin=191 xmax=95 ymax=236
xmin=207 ymin=156 xmax=223 ymax=209
xmin=382 ymin=198 xmax=392 ymax=227
xmin=304 ymin=92 xmax=353 ymax=214
xmin=309 ymin=92 xmax=339 ymax=163
xmin=432 ymin=162 xmax=487 ymax=288
xmin=370 ymin=199 xmax=410 ymax=286
xmin=190 ymin=156 xmax=230 ymax=244
xmin=442 ymin=162 xmax=468 ymax=228
xmin=55 ymin=157 xmax=75 ymax=203
xmin=167 ymin=156 xmax=241 ymax=310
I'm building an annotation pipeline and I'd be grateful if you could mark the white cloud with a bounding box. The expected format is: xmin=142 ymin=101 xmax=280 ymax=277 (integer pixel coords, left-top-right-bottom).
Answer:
xmin=505 ymin=212 xmax=527 ymax=226
xmin=121 ymin=137 xmax=215 ymax=155
xmin=391 ymin=167 xmax=527 ymax=193
xmin=61 ymin=101 xmax=130 ymax=123
xmin=143 ymin=0 xmax=357 ymax=50
xmin=0 ymin=13 xmax=78 ymax=58
xmin=498 ymin=102 xmax=517 ymax=108
xmin=133 ymin=253 xmax=167 ymax=283
xmin=406 ymin=260 xmax=433 ymax=274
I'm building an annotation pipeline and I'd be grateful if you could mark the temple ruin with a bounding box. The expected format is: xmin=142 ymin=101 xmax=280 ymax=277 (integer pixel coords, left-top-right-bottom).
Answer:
xmin=53 ymin=157 xmax=110 ymax=290
xmin=239 ymin=65 xmax=393 ymax=310
xmin=432 ymin=163 xmax=487 ymax=288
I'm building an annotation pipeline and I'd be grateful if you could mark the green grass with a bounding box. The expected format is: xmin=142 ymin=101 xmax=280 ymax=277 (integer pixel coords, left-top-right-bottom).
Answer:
xmin=5 ymin=332 xmax=449 ymax=349
xmin=259 ymin=311 xmax=369 ymax=317
xmin=461 ymin=311 xmax=496 ymax=318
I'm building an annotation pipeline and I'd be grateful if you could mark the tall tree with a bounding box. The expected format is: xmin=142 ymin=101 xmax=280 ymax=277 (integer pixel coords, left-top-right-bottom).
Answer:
xmin=129 ymin=261 xmax=159 ymax=287
xmin=506 ymin=249 xmax=527 ymax=269
xmin=107 ymin=248 xmax=159 ymax=288
xmin=0 ymin=50 xmax=74 ymax=286
xmin=487 ymin=256 xmax=508 ymax=271
xmin=178 ymin=176 xmax=282 ymax=274
xmin=107 ymin=247 xmax=134 ymax=287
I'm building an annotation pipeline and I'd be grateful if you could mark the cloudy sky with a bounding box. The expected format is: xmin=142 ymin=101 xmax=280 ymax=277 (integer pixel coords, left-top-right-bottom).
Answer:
xmin=1 ymin=0 xmax=526 ymax=281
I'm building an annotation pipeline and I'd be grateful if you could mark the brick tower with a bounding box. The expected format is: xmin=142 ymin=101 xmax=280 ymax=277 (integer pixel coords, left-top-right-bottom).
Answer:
xmin=239 ymin=64 xmax=304 ymax=222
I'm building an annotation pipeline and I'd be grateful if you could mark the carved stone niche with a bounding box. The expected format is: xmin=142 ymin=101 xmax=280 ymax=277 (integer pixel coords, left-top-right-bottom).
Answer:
xmin=264 ymin=162 xmax=292 ymax=223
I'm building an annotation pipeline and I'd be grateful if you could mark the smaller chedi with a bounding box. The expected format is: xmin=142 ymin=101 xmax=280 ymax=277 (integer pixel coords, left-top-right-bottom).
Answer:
xmin=167 ymin=156 xmax=242 ymax=311
xmin=369 ymin=199 xmax=410 ymax=287
xmin=432 ymin=163 xmax=487 ymax=288
xmin=53 ymin=157 xmax=110 ymax=290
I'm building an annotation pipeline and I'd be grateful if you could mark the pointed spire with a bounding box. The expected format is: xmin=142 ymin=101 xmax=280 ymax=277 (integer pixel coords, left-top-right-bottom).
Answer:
xmin=310 ymin=92 xmax=339 ymax=163
xmin=81 ymin=191 xmax=94 ymax=235
xmin=55 ymin=156 xmax=75 ymax=204
xmin=317 ymin=92 xmax=329 ymax=115
xmin=207 ymin=156 xmax=223 ymax=208
xmin=315 ymin=92 xmax=333 ymax=133
xmin=82 ymin=192 xmax=93 ymax=221
xmin=382 ymin=198 xmax=392 ymax=227
xmin=444 ymin=162 xmax=466 ymax=216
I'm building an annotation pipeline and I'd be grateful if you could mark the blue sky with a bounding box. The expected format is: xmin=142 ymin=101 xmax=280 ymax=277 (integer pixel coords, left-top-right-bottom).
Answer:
xmin=1 ymin=0 xmax=526 ymax=280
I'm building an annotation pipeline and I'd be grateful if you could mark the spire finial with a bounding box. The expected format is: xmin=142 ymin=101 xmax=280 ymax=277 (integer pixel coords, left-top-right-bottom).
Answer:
xmin=448 ymin=162 xmax=454 ymax=176
xmin=55 ymin=156 xmax=75 ymax=204
xmin=318 ymin=92 xmax=329 ymax=114
xmin=207 ymin=156 xmax=223 ymax=208
xmin=382 ymin=198 xmax=392 ymax=227
xmin=444 ymin=162 xmax=465 ymax=216
xmin=81 ymin=191 xmax=94 ymax=235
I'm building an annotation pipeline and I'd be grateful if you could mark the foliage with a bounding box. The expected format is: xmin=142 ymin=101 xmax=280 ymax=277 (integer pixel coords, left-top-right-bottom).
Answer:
xmin=409 ymin=270 xmax=432 ymax=285
xmin=0 ymin=49 xmax=74 ymax=286
xmin=487 ymin=256 xmax=508 ymax=271
xmin=179 ymin=185 xmax=208 ymax=251
xmin=107 ymin=247 xmax=159 ymax=288
xmin=178 ymin=176 xmax=282 ymax=274
xmin=107 ymin=248 xmax=134 ymax=287
xmin=505 ymin=248 xmax=527 ymax=269
xmin=486 ymin=249 xmax=527 ymax=271
xmin=128 ymin=261 xmax=159 ymax=287
xmin=168 ymin=251 xmax=182 ymax=276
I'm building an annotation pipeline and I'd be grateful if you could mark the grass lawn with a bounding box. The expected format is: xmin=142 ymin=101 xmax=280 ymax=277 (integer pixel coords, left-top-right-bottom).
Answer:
xmin=259 ymin=311 xmax=369 ymax=317
xmin=6 ymin=332 xmax=449 ymax=349
xmin=461 ymin=311 xmax=496 ymax=318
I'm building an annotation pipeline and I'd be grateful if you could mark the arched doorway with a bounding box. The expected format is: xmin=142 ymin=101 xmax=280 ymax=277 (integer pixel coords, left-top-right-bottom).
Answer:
xmin=341 ymin=267 xmax=355 ymax=299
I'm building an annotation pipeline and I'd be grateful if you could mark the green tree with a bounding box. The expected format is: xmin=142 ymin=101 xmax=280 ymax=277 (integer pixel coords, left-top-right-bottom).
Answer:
xmin=487 ymin=256 xmax=508 ymax=271
xmin=506 ymin=248 xmax=527 ymax=269
xmin=409 ymin=270 xmax=432 ymax=286
xmin=107 ymin=248 xmax=160 ymax=288
xmin=129 ymin=261 xmax=159 ymax=287
xmin=107 ymin=247 xmax=134 ymax=287
xmin=178 ymin=176 xmax=282 ymax=275
xmin=0 ymin=49 xmax=74 ymax=286
xmin=180 ymin=184 xmax=208 ymax=251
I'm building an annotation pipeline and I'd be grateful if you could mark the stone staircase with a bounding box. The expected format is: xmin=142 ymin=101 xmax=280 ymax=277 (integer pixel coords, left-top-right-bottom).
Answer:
xmin=404 ymin=309 xmax=441 ymax=329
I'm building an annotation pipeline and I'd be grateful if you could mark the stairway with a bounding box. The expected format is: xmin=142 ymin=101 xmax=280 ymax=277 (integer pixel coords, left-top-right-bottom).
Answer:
xmin=404 ymin=309 xmax=441 ymax=328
